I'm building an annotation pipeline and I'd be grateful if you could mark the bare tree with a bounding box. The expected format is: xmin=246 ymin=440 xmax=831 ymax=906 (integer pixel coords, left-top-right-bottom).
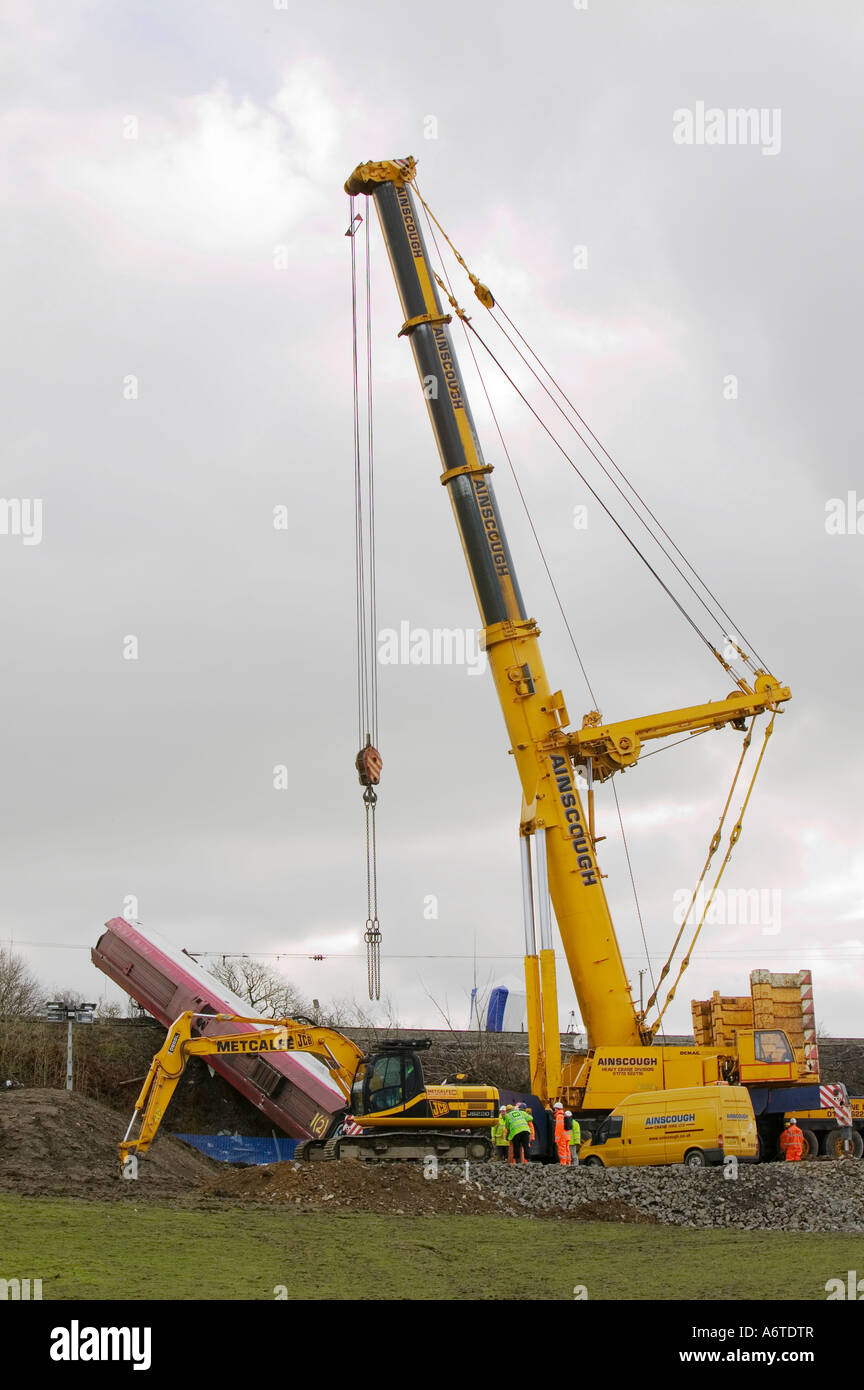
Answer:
xmin=95 ymin=999 xmax=126 ymax=1020
xmin=317 ymin=993 xmax=400 ymax=1031
xmin=204 ymin=957 xmax=312 ymax=1020
xmin=0 ymin=947 xmax=43 ymax=1017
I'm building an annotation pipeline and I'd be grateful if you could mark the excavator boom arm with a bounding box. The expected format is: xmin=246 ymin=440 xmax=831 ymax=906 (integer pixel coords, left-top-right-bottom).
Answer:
xmin=119 ymin=1013 xmax=363 ymax=1166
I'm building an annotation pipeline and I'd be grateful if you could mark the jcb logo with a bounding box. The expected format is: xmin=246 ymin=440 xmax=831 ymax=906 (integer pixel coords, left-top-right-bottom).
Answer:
xmin=431 ymin=1101 xmax=450 ymax=1117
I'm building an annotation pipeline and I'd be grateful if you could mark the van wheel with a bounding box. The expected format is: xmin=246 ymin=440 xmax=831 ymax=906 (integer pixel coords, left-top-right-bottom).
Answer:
xmin=799 ymin=1128 xmax=819 ymax=1160
xmin=684 ymin=1148 xmax=707 ymax=1168
xmin=582 ymin=1155 xmax=603 ymax=1168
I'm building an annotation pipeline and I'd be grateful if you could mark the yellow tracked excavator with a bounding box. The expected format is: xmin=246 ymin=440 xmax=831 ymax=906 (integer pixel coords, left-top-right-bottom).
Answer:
xmin=119 ymin=1012 xmax=498 ymax=1177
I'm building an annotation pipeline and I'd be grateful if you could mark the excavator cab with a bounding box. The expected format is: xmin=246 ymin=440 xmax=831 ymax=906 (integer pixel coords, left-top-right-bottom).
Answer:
xmin=351 ymin=1040 xmax=433 ymax=1119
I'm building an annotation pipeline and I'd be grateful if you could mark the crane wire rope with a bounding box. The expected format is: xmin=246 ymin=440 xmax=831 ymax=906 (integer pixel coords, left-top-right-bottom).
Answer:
xmin=457 ymin=306 xmax=777 ymax=1023
xmin=491 ymin=300 xmax=770 ymax=673
xmin=419 ymin=200 xmax=662 ymax=1020
xmin=415 ymin=186 xmax=781 ymax=1025
xmin=348 ymin=197 xmax=382 ymax=1000
xmin=412 ymin=177 xmax=768 ymax=685
xmin=650 ymin=712 xmax=777 ymax=1032
xmin=641 ymin=717 xmax=755 ymax=1023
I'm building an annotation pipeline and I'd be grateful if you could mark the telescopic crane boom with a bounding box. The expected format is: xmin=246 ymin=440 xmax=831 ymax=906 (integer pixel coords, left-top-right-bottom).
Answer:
xmin=345 ymin=157 xmax=791 ymax=1101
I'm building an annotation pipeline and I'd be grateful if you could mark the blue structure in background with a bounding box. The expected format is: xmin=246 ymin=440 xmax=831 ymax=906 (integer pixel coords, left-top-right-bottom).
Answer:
xmin=470 ymin=985 xmax=526 ymax=1031
xmin=172 ymin=1133 xmax=299 ymax=1164
xmin=485 ymin=987 xmax=508 ymax=1032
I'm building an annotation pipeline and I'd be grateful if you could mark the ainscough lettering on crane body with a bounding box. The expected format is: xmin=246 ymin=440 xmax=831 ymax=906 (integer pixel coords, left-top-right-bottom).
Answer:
xmin=472 ymin=474 xmax=510 ymax=576
xmin=600 ymin=1056 xmax=658 ymax=1068
xmin=551 ymin=754 xmax=598 ymax=886
xmin=430 ymin=326 xmax=465 ymax=410
xmin=395 ymin=185 xmax=424 ymax=259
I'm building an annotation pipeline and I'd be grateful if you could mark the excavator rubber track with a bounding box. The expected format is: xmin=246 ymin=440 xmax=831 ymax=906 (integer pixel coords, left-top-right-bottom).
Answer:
xmin=294 ymin=1138 xmax=328 ymax=1162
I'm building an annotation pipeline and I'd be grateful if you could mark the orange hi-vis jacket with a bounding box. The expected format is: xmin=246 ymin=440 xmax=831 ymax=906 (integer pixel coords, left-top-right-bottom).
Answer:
xmin=554 ymin=1108 xmax=571 ymax=1164
xmin=779 ymin=1124 xmax=804 ymax=1161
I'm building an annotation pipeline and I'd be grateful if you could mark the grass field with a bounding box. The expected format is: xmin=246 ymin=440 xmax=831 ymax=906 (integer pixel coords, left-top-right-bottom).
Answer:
xmin=1 ymin=1195 xmax=861 ymax=1300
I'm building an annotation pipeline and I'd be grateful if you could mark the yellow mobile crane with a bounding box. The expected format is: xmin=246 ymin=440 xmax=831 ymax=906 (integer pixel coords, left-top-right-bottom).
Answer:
xmin=343 ymin=157 xmax=847 ymax=1155
xmin=119 ymin=1012 xmax=499 ymax=1175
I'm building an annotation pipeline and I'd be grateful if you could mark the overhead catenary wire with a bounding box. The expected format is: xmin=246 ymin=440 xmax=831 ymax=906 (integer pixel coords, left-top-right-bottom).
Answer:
xmin=8 ymin=940 xmax=861 ymax=961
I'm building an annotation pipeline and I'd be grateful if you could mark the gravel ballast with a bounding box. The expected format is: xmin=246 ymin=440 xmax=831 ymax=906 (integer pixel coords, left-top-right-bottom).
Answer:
xmin=472 ymin=1159 xmax=864 ymax=1231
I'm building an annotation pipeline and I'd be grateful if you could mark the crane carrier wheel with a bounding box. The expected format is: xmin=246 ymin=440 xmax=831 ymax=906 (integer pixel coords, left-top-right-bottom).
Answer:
xmin=329 ymin=1132 xmax=493 ymax=1163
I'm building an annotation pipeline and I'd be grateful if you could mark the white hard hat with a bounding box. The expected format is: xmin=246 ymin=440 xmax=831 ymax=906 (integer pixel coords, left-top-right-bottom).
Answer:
xmin=553 ymin=1101 xmax=563 ymax=1109
xmin=565 ymin=1110 xmax=572 ymax=1116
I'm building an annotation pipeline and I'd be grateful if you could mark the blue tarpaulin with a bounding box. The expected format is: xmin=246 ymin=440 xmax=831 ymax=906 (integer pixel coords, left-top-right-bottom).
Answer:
xmin=172 ymin=1133 xmax=299 ymax=1164
xmin=485 ymin=986 xmax=508 ymax=1032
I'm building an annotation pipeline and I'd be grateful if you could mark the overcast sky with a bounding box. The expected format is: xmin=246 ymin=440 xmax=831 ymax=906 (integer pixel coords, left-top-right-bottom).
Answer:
xmin=2 ymin=0 xmax=862 ymax=1039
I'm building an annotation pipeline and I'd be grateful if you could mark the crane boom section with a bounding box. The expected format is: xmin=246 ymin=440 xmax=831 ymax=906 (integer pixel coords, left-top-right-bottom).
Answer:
xmin=346 ymin=158 xmax=642 ymax=1048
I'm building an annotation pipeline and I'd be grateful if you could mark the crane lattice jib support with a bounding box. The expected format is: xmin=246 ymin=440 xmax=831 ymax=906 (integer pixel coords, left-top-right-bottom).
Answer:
xmin=346 ymin=158 xmax=643 ymax=1050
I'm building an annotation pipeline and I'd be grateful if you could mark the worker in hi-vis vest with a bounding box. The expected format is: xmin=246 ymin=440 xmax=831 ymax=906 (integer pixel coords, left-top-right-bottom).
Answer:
xmin=779 ymin=1118 xmax=804 ymax=1161
xmin=491 ymin=1108 xmax=510 ymax=1162
xmin=553 ymin=1102 xmax=571 ymax=1165
xmin=504 ymin=1102 xmax=532 ymax=1164
xmin=519 ymin=1102 xmax=535 ymax=1144
xmin=566 ymin=1111 xmax=581 ymax=1165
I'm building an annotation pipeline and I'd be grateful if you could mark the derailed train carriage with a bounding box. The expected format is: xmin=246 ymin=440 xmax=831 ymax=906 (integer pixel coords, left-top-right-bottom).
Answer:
xmin=91 ymin=917 xmax=345 ymax=1141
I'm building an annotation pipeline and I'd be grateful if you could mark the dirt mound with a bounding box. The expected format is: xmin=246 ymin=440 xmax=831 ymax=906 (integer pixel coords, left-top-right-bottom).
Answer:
xmin=206 ymin=1159 xmax=525 ymax=1216
xmin=552 ymin=1197 xmax=657 ymax=1224
xmin=0 ymin=1087 xmax=218 ymax=1200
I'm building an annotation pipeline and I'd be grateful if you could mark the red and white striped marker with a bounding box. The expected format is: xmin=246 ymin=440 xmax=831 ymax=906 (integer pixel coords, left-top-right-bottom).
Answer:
xmin=820 ymin=1083 xmax=852 ymax=1127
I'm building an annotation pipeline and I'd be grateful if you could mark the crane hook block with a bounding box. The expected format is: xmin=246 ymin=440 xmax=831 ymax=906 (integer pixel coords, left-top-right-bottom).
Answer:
xmin=356 ymin=743 xmax=383 ymax=787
